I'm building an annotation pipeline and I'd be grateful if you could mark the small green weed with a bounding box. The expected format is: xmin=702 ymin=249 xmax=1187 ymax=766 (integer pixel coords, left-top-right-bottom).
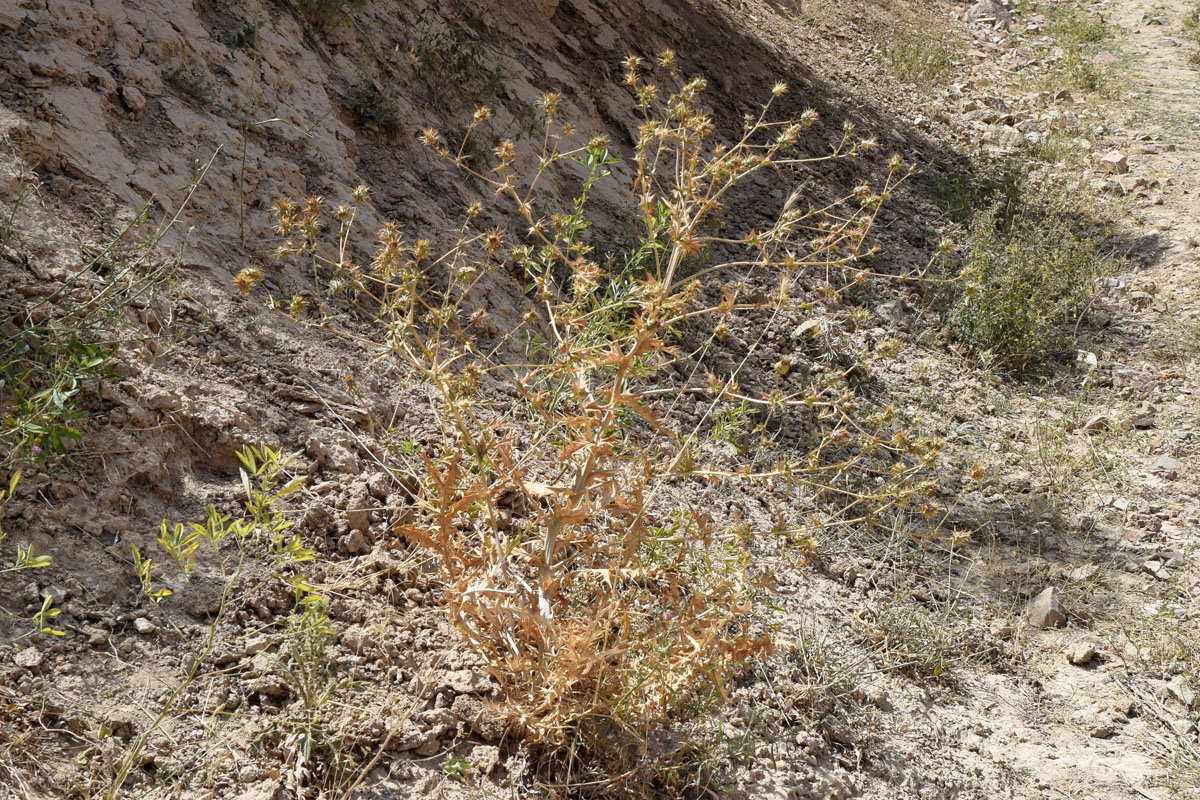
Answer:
xmin=346 ymin=85 xmax=402 ymax=133
xmin=0 ymin=331 xmax=114 ymax=468
xmin=164 ymin=65 xmax=216 ymax=108
xmin=1027 ymin=2 xmax=1116 ymax=95
xmin=405 ymin=12 xmax=505 ymax=105
xmin=113 ymin=445 xmax=317 ymax=798
xmin=884 ymin=20 xmax=960 ymax=88
xmin=1185 ymin=3 xmax=1200 ymax=39
xmin=226 ymin=20 xmax=262 ymax=50
xmin=941 ymin=177 xmax=1120 ymax=372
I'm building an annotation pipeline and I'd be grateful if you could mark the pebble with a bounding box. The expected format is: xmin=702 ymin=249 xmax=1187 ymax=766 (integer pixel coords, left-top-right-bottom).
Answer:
xmin=1065 ymin=641 xmax=1096 ymax=666
xmin=14 ymin=647 xmax=43 ymax=670
xmin=1026 ymin=587 xmax=1067 ymax=629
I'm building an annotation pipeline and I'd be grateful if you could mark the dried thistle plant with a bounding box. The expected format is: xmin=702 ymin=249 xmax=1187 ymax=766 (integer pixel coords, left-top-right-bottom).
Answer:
xmin=251 ymin=54 xmax=942 ymax=782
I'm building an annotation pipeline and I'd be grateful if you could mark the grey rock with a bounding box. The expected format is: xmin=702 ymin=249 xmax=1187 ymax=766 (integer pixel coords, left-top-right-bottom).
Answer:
xmin=443 ymin=668 xmax=493 ymax=695
xmin=120 ymin=85 xmax=146 ymax=114
xmin=968 ymin=0 xmax=1011 ymax=24
xmin=1153 ymin=454 xmax=1184 ymax=476
xmin=874 ymin=299 xmax=913 ymax=327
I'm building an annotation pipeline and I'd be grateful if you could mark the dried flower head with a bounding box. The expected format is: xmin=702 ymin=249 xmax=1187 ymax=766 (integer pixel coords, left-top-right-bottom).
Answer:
xmin=234 ymin=266 xmax=262 ymax=293
xmin=420 ymin=128 xmax=443 ymax=150
xmin=539 ymin=92 xmax=561 ymax=119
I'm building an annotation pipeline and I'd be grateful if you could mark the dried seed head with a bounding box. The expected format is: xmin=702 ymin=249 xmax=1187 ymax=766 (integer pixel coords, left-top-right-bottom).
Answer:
xmin=539 ymin=92 xmax=561 ymax=119
xmin=622 ymin=54 xmax=641 ymax=85
xmin=234 ymin=266 xmax=262 ymax=293
xmin=420 ymin=128 xmax=442 ymax=150
xmin=494 ymin=139 xmax=517 ymax=164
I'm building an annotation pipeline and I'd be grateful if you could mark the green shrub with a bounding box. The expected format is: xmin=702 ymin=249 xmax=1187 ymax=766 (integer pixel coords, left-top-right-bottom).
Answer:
xmin=942 ymin=182 xmax=1117 ymax=372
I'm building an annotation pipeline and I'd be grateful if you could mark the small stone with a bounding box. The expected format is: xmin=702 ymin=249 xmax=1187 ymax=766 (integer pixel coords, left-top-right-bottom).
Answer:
xmin=144 ymin=389 xmax=181 ymax=411
xmin=120 ymin=85 xmax=146 ymax=114
xmin=1026 ymin=587 xmax=1067 ymax=629
xmin=1066 ymin=641 xmax=1096 ymax=666
xmin=968 ymin=0 xmax=1012 ymax=25
xmin=1067 ymin=564 xmax=1099 ymax=582
xmin=327 ymin=445 xmax=360 ymax=473
xmin=243 ymin=634 xmax=274 ymax=657
xmin=340 ymin=530 xmax=370 ymax=555
xmin=1142 ymin=560 xmax=1171 ymax=581
xmin=1131 ymin=410 xmax=1156 ymax=429
xmin=874 ymin=299 xmax=913 ymax=327
xmin=414 ymin=736 xmax=442 ymax=757
xmin=84 ymin=626 xmax=109 ymax=646
xmin=443 ymin=669 xmax=492 ymax=695
xmin=791 ymin=320 xmax=822 ymax=342
xmin=1096 ymin=151 xmax=1129 ymax=174
xmin=1171 ymin=719 xmax=1198 ymax=737
xmin=14 ymin=647 xmax=43 ymax=670
xmin=1167 ymin=676 xmax=1196 ymax=708
xmin=1129 ymin=290 xmax=1154 ymax=308
xmin=470 ymin=744 xmax=501 ymax=776
xmin=1153 ymin=454 xmax=1183 ymax=476
xmin=346 ymin=504 xmax=370 ymax=532
xmin=862 ymin=683 xmax=892 ymax=711
xmin=133 ymin=617 xmax=157 ymax=635
xmin=367 ymin=472 xmax=391 ymax=499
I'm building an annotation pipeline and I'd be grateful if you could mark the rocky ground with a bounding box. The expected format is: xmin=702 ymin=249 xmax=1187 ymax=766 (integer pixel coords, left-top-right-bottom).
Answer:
xmin=1 ymin=0 xmax=1199 ymax=798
